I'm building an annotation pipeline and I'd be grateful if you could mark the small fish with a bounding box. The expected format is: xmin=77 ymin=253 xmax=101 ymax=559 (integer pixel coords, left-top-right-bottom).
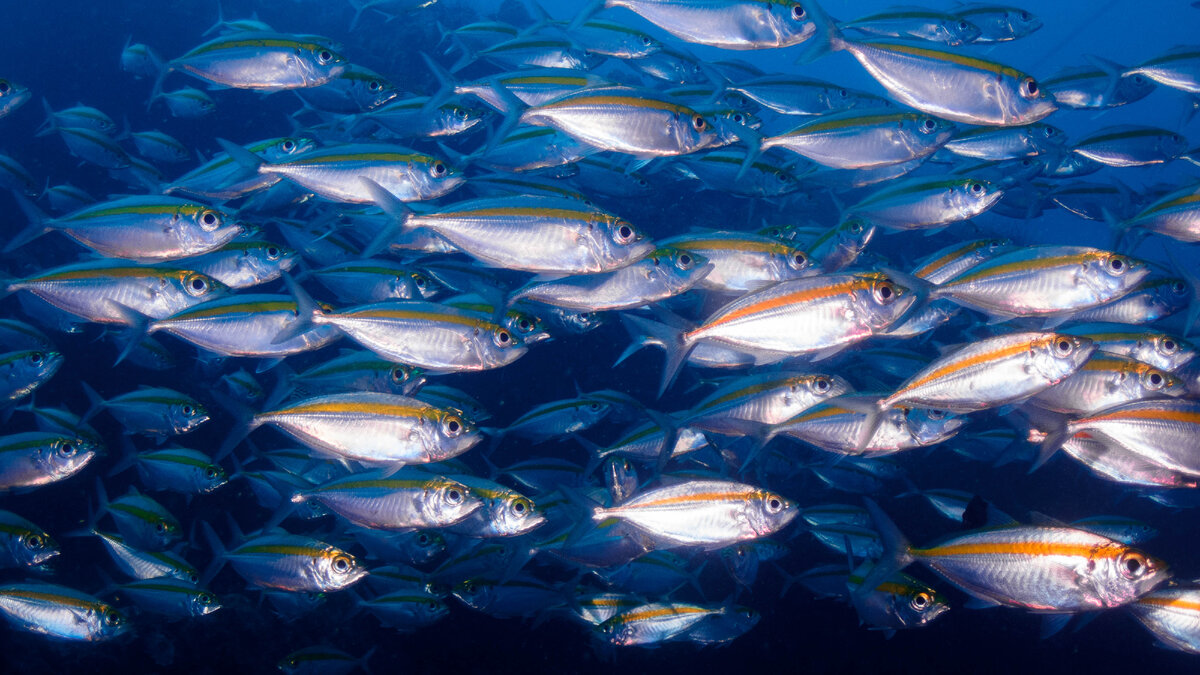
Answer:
xmin=203 ymin=524 xmax=366 ymax=593
xmin=808 ymin=4 xmax=1057 ymax=125
xmin=161 ymin=32 xmax=348 ymax=91
xmin=244 ymin=392 xmax=481 ymax=466
xmin=0 ymin=582 xmax=129 ymax=642
xmin=0 ymin=510 xmax=59 ymax=568
xmin=0 ymin=431 xmax=97 ymax=493
xmin=590 ymin=0 xmax=817 ymax=50
xmin=83 ymin=384 xmax=210 ymax=437
xmin=292 ymin=469 xmax=482 ymax=531
xmin=575 ymin=479 xmax=796 ymax=549
xmin=863 ymin=500 xmax=1169 ymax=612
xmin=153 ymin=87 xmax=216 ymax=118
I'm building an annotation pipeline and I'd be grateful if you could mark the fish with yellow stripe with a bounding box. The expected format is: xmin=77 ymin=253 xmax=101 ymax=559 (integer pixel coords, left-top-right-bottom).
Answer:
xmin=238 ymin=392 xmax=481 ymax=467
xmin=569 ymin=478 xmax=796 ymax=550
xmin=862 ymin=498 xmax=1169 ymax=613
xmin=7 ymin=195 xmax=244 ymax=261
xmin=0 ymin=582 xmax=129 ymax=642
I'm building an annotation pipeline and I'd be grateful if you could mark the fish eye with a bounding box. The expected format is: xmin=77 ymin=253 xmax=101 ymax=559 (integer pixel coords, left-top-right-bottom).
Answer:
xmin=512 ymin=499 xmax=527 ymax=514
xmin=766 ymin=495 xmax=784 ymax=512
xmin=875 ymin=282 xmax=895 ymax=303
xmin=200 ymin=210 xmax=220 ymax=229
xmin=791 ymin=252 xmax=807 ymax=269
xmin=205 ymin=467 xmax=218 ymax=479
xmin=957 ymin=20 xmax=970 ymax=31
xmin=1019 ymin=10 xmax=1031 ymax=20
xmin=518 ymin=318 xmax=532 ymax=332
xmin=731 ymin=113 xmax=744 ymax=124
xmin=678 ymin=253 xmax=693 ymax=268
xmin=911 ymin=592 xmax=931 ymax=610
xmin=839 ymin=88 xmax=849 ymax=98
xmin=28 ymin=352 xmax=43 ymax=364
xmin=198 ymin=593 xmax=214 ymax=605
xmin=286 ymin=658 xmax=299 ymax=668
xmin=815 ymin=377 xmax=830 ymax=392
xmin=368 ymin=80 xmax=381 ymax=91
xmin=25 ymin=534 xmax=43 ymax=549
xmin=155 ymin=522 xmax=167 ymax=533
xmin=928 ymin=409 xmax=947 ymax=419
xmin=332 ymin=555 xmax=351 ymax=573
xmin=103 ymin=610 xmax=122 ymax=627
xmin=1172 ymin=281 xmax=1187 ymax=294
xmin=791 ymin=4 xmax=806 ymax=20
xmin=1021 ymin=77 xmax=1040 ymax=98
xmin=692 ymin=115 xmax=707 ymax=131
xmin=922 ymin=118 xmax=937 ymax=132
xmin=1162 ymin=338 xmax=1178 ymax=353
xmin=59 ymin=442 xmax=75 ymax=457
xmin=1121 ymin=551 xmax=1148 ymax=579
xmin=1108 ymin=257 xmax=1126 ymax=273
xmin=589 ymin=402 xmax=602 ymax=411
xmin=1147 ymin=371 xmax=1165 ymax=388
xmin=1132 ymin=74 xmax=1146 ymax=85
xmin=641 ymin=35 xmax=653 ymax=46
xmin=0 ymin=81 xmax=10 ymax=94
xmin=319 ymin=50 xmax=334 ymax=64
xmin=496 ymin=329 xmax=511 ymax=346
xmin=969 ymin=182 xmax=986 ymax=195
xmin=390 ymin=366 xmax=408 ymax=383
xmin=417 ymin=532 xmax=431 ymax=545
xmin=281 ymin=140 xmax=295 ymax=152
xmin=615 ymin=223 xmax=635 ymax=244
xmin=413 ymin=275 xmax=428 ymax=289
xmin=447 ymin=488 xmax=462 ymax=503
xmin=187 ymin=572 xmax=198 ymax=583
xmin=849 ymin=220 xmax=863 ymax=234
xmin=444 ymin=416 xmax=463 ymax=436
xmin=190 ymin=276 xmax=209 ymax=293
xmin=1056 ymin=339 xmax=1074 ymax=354
xmin=432 ymin=162 xmax=447 ymax=177
xmin=266 ymin=246 xmax=280 ymax=259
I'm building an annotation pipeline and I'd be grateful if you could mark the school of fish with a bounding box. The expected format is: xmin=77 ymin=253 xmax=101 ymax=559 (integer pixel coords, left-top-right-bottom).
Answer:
xmin=3 ymin=0 xmax=1200 ymax=670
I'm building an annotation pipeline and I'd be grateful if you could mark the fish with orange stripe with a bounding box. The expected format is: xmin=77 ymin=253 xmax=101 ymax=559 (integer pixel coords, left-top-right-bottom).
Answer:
xmin=628 ymin=272 xmax=916 ymax=395
xmin=568 ymin=478 xmax=796 ymax=549
xmin=1131 ymin=586 xmax=1200 ymax=654
xmin=237 ymin=392 xmax=481 ymax=467
xmin=861 ymin=498 xmax=1170 ymax=613
xmin=1036 ymin=400 xmax=1200 ymax=476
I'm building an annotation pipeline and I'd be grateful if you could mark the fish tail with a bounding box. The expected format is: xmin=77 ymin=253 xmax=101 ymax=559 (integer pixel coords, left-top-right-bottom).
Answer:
xmin=566 ymin=0 xmax=604 ymax=32
xmin=856 ymin=498 xmax=916 ymax=597
xmin=107 ymin=303 xmax=152 ymax=367
xmin=35 ymin=98 xmax=56 ymax=137
xmin=5 ymin=193 xmax=51 ymax=253
xmin=733 ymin=123 xmax=765 ymax=183
xmin=446 ymin=33 xmax=477 ymax=73
xmin=573 ymin=432 xmax=605 ymax=483
xmin=203 ymin=0 xmax=226 ymax=37
xmin=105 ymin=436 xmax=138 ymax=478
xmin=487 ymin=80 xmax=528 ymax=151
xmin=199 ymin=521 xmax=228 ymax=586
xmin=267 ymin=273 xmax=321 ymax=347
xmin=214 ymin=137 xmax=265 ymax=185
xmin=360 ymin=177 xmax=414 ymax=257
xmin=618 ymin=314 xmax=696 ymax=399
xmin=80 ymin=381 xmax=106 ymax=424
xmin=798 ymin=0 xmax=847 ymax=64
xmin=348 ymin=0 xmax=370 ymax=31
xmin=419 ymin=52 xmax=456 ymax=111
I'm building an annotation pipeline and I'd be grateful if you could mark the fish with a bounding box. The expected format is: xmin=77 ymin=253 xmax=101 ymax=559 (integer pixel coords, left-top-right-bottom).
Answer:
xmin=0 ymin=582 xmax=129 ymax=642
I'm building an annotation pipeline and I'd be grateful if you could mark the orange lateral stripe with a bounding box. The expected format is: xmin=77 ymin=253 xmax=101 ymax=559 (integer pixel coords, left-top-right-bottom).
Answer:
xmin=891 ymin=338 xmax=1038 ymax=398
xmin=916 ymin=540 xmax=1124 ymax=559
xmin=271 ymin=401 xmax=427 ymax=417
xmin=948 ymin=252 xmax=1099 ymax=286
xmin=1137 ymin=595 xmax=1200 ymax=612
xmin=696 ymin=279 xmax=863 ymax=335
xmin=620 ymin=490 xmax=755 ymax=509
xmin=1086 ymin=407 xmax=1200 ymax=425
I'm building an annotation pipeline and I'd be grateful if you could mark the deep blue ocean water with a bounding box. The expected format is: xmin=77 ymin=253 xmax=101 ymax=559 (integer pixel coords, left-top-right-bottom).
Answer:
xmin=1 ymin=0 xmax=1199 ymax=672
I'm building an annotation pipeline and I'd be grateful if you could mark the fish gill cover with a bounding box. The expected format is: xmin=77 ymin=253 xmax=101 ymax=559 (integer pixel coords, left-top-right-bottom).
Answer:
xmin=0 ymin=0 xmax=1199 ymax=672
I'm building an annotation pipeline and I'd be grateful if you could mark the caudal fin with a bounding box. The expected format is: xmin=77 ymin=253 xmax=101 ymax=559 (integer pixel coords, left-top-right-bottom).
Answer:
xmin=618 ymin=314 xmax=696 ymax=398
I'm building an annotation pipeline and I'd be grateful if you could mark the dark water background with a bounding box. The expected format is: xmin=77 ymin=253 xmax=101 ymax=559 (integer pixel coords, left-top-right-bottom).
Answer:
xmin=1 ymin=0 xmax=1199 ymax=672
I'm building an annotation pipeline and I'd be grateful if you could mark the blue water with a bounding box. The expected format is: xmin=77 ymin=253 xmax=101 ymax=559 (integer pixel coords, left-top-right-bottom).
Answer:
xmin=1 ymin=0 xmax=1200 ymax=672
